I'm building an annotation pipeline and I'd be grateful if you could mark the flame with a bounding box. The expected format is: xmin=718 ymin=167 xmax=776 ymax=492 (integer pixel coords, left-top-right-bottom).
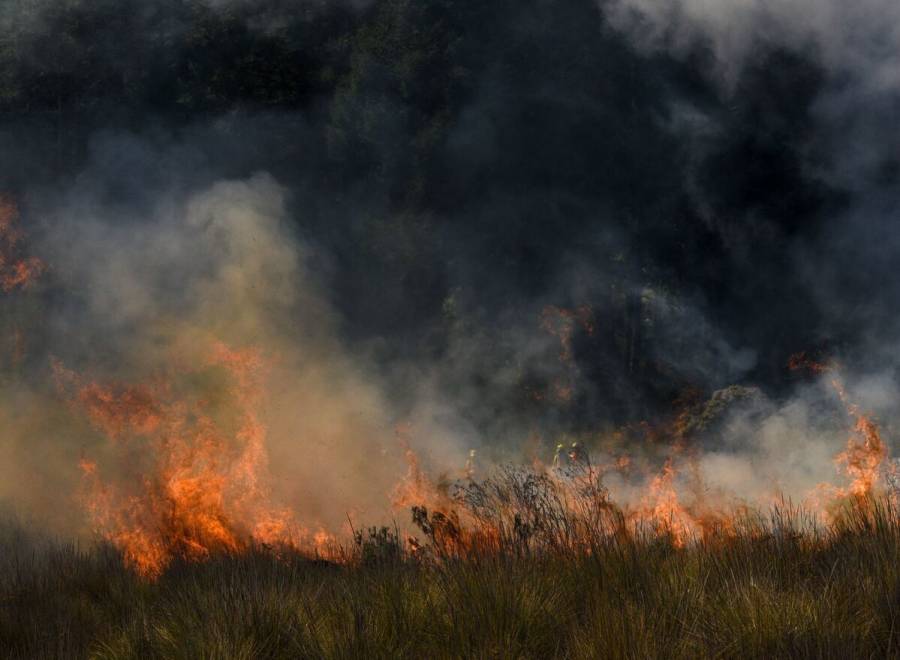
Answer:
xmin=635 ymin=458 xmax=695 ymax=546
xmin=391 ymin=426 xmax=454 ymax=513
xmin=829 ymin=376 xmax=889 ymax=503
xmin=627 ymin=452 xmax=736 ymax=547
xmin=615 ymin=454 xmax=632 ymax=472
xmin=0 ymin=197 xmax=44 ymax=293
xmin=790 ymin=353 xmax=891 ymax=507
xmin=54 ymin=342 xmax=316 ymax=578
xmin=42 ymin=327 xmax=900 ymax=572
xmin=0 ymin=198 xmax=43 ymax=368
xmin=787 ymin=350 xmax=830 ymax=375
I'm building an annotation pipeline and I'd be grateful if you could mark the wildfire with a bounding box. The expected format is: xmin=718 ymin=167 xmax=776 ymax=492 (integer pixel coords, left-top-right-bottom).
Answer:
xmin=635 ymin=458 xmax=695 ymax=546
xmin=391 ymin=424 xmax=455 ymax=514
xmin=625 ymin=450 xmax=737 ymax=547
xmin=35 ymin=288 xmax=898 ymax=576
xmin=790 ymin=352 xmax=892 ymax=506
xmin=787 ymin=350 xmax=830 ymax=375
xmin=54 ymin=342 xmax=312 ymax=578
xmin=0 ymin=197 xmax=44 ymax=292
xmin=828 ymin=376 xmax=890 ymax=503
xmin=61 ymin=335 xmax=894 ymax=576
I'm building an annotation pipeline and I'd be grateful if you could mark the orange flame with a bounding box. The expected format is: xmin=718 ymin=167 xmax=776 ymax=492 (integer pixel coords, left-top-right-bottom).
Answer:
xmin=635 ymin=458 xmax=695 ymax=546
xmin=55 ymin=342 xmax=311 ymax=578
xmin=829 ymin=376 xmax=889 ymax=503
xmin=789 ymin=353 xmax=892 ymax=509
xmin=628 ymin=452 xmax=736 ymax=547
xmin=46 ymin=334 xmax=897 ymax=573
xmin=0 ymin=197 xmax=44 ymax=293
xmin=391 ymin=425 xmax=454 ymax=513
xmin=787 ymin=351 xmax=830 ymax=375
xmin=363 ymin=351 xmax=896 ymax=558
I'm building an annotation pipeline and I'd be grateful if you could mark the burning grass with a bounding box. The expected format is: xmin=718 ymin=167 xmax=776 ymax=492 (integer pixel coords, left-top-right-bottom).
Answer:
xmin=1 ymin=336 xmax=890 ymax=657
xmin=0 ymin=213 xmax=894 ymax=656
xmin=3 ymin=480 xmax=900 ymax=659
xmin=51 ymin=342 xmax=339 ymax=579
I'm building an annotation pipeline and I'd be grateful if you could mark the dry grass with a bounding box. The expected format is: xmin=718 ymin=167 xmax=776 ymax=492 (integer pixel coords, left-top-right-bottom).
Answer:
xmin=2 ymin=469 xmax=900 ymax=659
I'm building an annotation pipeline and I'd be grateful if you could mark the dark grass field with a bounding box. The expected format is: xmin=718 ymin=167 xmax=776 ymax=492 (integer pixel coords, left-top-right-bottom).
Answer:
xmin=3 ymin=472 xmax=900 ymax=659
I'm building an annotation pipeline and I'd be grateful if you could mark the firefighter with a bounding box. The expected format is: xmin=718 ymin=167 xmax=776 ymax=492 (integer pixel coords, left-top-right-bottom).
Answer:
xmin=464 ymin=449 xmax=477 ymax=479
xmin=552 ymin=443 xmax=566 ymax=468
xmin=568 ymin=441 xmax=587 ymax=465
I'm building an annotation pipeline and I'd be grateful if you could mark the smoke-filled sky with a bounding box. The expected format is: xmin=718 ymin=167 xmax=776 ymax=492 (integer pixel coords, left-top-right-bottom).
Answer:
xmin=1 ymin=0 xmax=899 ymax=536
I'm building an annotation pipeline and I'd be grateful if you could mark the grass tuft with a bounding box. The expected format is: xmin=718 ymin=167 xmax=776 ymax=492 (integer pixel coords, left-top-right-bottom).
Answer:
xmin=3 ymin=471 xmax=900 ymax=658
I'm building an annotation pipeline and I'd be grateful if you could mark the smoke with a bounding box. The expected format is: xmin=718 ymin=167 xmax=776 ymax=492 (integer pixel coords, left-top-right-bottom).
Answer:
xmin=1 ymin=0 xmax=900 ymax=547
xmin=604 ymin=0 xmax=900 ymax=83
xmin=603 ymin=0 xmax=900 ymax=190
xmin=0 ymin=162 xmax=439 ymax=539
xmin=600 ymin=0 xmax=900 ymax=374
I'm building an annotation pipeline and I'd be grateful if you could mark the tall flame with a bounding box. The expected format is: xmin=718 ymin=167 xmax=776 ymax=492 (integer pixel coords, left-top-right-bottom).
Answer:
xmin=830 ymin=376 xmax=889 ymax=502
xmin=635 ymin=457 xmax=695 ymax=547
xmin=54 ymin=342 xmax=302 ymax=578
xmin=790 ymin=352 xmax=892 ymax=506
